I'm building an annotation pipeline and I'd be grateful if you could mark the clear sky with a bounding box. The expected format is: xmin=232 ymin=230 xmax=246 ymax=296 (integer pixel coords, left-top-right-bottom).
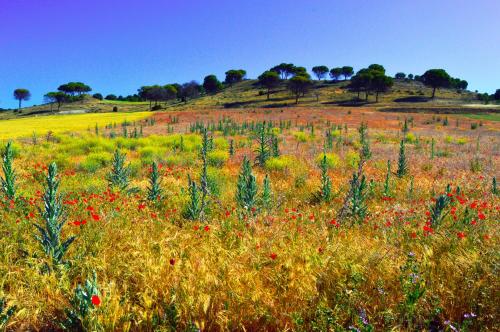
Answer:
xmin=1 ymin=0 xmax=499 ymax=108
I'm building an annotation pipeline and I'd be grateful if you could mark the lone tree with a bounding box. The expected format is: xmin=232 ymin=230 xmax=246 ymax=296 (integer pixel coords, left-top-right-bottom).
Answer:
xmin=44 ymin=92 xmax=68 ymax=112
xmin=203 ymin=75 xmax=222 ymax=94
xmin=258 ymin=71 xmax=280 ymax=100
xmin=312 ymin=66 xmax=329 ymax=80
xmin=58 ymin=82 xmax=91 ymax=96
xmin=224 ymin=69 xmax=246 ymax=86
xmin=422 ymin=69 xmax=451 ymax=98
xmin=494 ymin=89 xmax=500 ymax=100
xmin=341 ymin=66 xmax=354 ymax=80
xmin=329 ymin=67 xmax=343 ymax=81
xmin=13 ymin=88 xmax=31 ymax=112
xmin=271 ymin=63 xmax=295 ymax=80
xmin=287 ymin=74 xmax=312 ymax=104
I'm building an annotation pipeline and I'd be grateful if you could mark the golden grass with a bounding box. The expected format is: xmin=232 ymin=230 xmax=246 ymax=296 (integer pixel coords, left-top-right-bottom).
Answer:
xmin=0 ymin=112 xmax=151 ymax=139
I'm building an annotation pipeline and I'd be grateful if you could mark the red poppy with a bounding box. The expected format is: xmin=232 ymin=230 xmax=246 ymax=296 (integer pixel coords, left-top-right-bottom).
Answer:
xmin=478 ymin=212 xmax=486 ymax=220
xmin=91 ymin=213 xmax=100 ymax=221
xmin=91 ymin=295 xmax=101 ymax=306
xmin=169 ymin=258 xmax=176 ymax=266
xmin=270 ymin=253 xmax=277 ymax=260
xmin=204 ymin=225 xmax=210 ymax=232
xmin=410 ymin=232 xmax=417 ymax=239
xmin=457 ymin=232 xmax=466 ymax=239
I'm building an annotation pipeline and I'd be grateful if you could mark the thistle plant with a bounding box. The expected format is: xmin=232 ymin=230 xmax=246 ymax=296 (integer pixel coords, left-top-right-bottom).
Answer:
xmin=429 ymin=191 xmax=451 ymax=228
xmin=0 ymin=297 xmax=16 ymax=328
xmin=493 ymin=177 xmax=498 ymax=195
xmin=147 ymin=161 xmax=163 ymax=201
xmin=254 ymin=123 xmax=270 ymax=167
xmin=318 ymin=154 xmax=332 ymax=202
xmin=229 ymin=139 xmax=235 ymax=156
xmin=236 ymin=156 xmax=258 ymax=211
xmin=261 ymin=174 xmax=272 ymax=210
xmin=383 ymin=160 xmax=391 ymax=197
xmin=402 ymin=118 xmax=409 ymax=135
xmin=183 ymin=129 xmax=210 ymax=221
xmin=397 ymin=140 xmax=408 ymax=178
xmin=358 ymin=122 xmax=371 ymax=160
xmin=271 ymin=135 xmax=280 ymax=157
xmin=35 ymin=162 xmax=76 ymax=268
xmin=348 ymin=172 xmax=368 ymax=222
xmin=1 ymin=141 xmax=17 ymax=200
xmin=107 ymin=150 xmax=131 ymax=191
xmin=430 ymin=138 xmax=435 ymax=159
xmin=62 ymin=271 xmax=101 ymax=330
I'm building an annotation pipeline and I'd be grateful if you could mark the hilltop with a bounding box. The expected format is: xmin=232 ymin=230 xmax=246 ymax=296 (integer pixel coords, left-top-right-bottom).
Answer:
xmin=1 ymin=79 xmax=499 ymax=121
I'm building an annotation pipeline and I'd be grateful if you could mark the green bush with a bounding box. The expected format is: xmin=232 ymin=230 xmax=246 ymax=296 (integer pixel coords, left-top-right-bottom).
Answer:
xmin=79 ymin=152 xmax=112 ymax=172
xmin=405 ymin=133 xmax=417 ymax=143
xmin=265 ymin=156 xmax=295 ymax=172
xmin=207 ymin=150 xmax=229 ymax=167
xmin=293 ymin=131 xmax=308 ymax=143
xmin=345 ymin=151 xmax=360 ymax=168
xmin=315 ymin=153 xmax=340 ymax=169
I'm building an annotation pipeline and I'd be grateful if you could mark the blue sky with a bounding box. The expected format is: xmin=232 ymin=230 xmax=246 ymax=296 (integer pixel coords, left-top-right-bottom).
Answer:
xmin=1 ymin=0 xmax=499 ymax=108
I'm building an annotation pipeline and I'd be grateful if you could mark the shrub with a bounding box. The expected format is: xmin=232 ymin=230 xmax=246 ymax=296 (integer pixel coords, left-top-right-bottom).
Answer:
xmin=405 ymin=133 xmax=416 ymax=143
xmin=455 ymin=137 xmax=467 ymax=145
xmin=265 ymin=156 xmax=294 ymax=172
xmin=207 ymin=150 xmax=229 ymax=167
xmin=315 ymin=153 xmax=340 ymax=169
xmin=79 ymin=152 xmax=111 ymax=173
xmin=293 ymin=131 xmax=308 ymax=143
xmin=345 ymin=151 xmax=360 ymax=168
xmin=444 ymin=136 xmax=453 ymax=144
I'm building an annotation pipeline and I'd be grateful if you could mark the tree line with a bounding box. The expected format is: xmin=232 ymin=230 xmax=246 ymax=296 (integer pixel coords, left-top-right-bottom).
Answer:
xmin=9 ymin=64 xmax=498 ymax=111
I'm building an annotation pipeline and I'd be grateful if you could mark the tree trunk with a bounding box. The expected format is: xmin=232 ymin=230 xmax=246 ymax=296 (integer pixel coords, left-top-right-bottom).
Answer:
xmin=18 ymin=99 xmax=21 ymax=112
xmin=267 ymin=89 xmax=270 ymax=100
xmin=432 ymin=87 xmax=436 ymax=99
xmin=295 ymin=94 xmax=299 ymax=104
xmin=376 ymin=92 xmax=379 ymax=103
xmin=365 ymin=91 xmax=369 ymax=101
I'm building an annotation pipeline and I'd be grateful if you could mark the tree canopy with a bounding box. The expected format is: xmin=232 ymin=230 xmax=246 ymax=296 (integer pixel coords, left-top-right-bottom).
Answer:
xmin=44 ymin=91 xmax=67 ymax=111
xmin=258 ymin=71 xmax=281 ymax=100
xmin=271 ymin=63 xmax=296 ymax=80
xmin=422 ymin=69 xmax=451 ymax=98
xmin=58 ymin=82 xmax=92 ymax=96
xmin=341 ymin=66 xmax=354 ymax=80
xmin=203 ymin=75 xmax=223 ymax=94
xmin=287 ymin=73 xmax=312 ymax=104
xmin=225 ymin=69 xmax=246 ymax=86
xmin=312 ymin=66 xmax=329 ymax=80
xmin=13 ymin=88 xmax=31 ymax=112
xmin=329 ymin=67 xmax=343 ymax=81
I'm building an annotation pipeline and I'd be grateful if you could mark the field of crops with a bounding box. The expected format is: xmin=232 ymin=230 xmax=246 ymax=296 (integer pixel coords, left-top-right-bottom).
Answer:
xmin=0 ymin=108 xmax=498 ymax=331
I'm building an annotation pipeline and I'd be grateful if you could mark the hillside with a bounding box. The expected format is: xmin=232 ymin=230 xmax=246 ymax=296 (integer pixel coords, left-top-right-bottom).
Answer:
xmin=1 ymin=79 xmax=498 ymax=120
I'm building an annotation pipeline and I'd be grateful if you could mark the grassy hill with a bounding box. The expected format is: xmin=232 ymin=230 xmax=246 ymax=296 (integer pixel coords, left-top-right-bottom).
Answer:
xmin=1 ymin=79 xmax=498 ymax=120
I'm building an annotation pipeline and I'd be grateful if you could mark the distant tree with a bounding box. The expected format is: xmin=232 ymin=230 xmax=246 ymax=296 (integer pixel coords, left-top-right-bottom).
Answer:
xmin=494 ymin=89 xmax=500 ymax=100
xmin=203 ymin=75 xmax=222 ymax=94
xmin=58 ymin=82 xmax=91 ymax=96
xmin=368 ymin=64 xmax=385 ymax=73
xmin=422 ymin=69 xmax=451 ymax=98
xmin=292 ymin=66 xmax=308 ymax=77
xmin=329 ymin=67 xmax=343 ymax=81
xmin=414 ymin=75 xmax=422 ymax=82
xmin=312 ymin=66 xmax=329 ymax=80
xmin=408 ymin=74 xmax=414 ymax=80
xmin=179 ymin=81 xmax=202 ymax=103
xmin=13 ymin=88 xmax=31 ymax=112
xmin=271 ymin=63 xmax=295 ymax=80
xmin=258 ymin=71 xmax=281 ymax=100
xmin=92 ymin=93 xmax=103 ymax=100
xmin=105 ymin=94 xmax=117 ymax=100
xmin=371 ymin=71 xmax=394 ymax=102
xmin=163 ymin=84 xmax=178 ymax=102
xmin=224 ymin=69 xmax=246 ymax=86
xmin=395 ymin=72 xmax=406 ymax=79
xmin=350 ymin=69 xmax=373 ymax=100
xmin=138 ymin=85 xmax=165 ymax=109
xmin=44 ymin=91 xmax=67 ymax=111
xmin=341 ymin=66 xmax=354 ymax=80
xmin=287 ymin=74 xmax=312 ymax=104
xmin=450 ymin=78 xmax=468 ymax=91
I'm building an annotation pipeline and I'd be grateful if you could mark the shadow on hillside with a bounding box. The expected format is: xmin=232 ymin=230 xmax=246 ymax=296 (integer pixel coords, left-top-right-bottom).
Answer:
xmin=393 ymin=96 xmax=430 ymax=103
xmin=223 ymin=101 xmax=256 ymax=108
xmin=323 ymin=99 xmax=372 ymax=107
xmin=19 ymin=109 xmax=53 ymax=116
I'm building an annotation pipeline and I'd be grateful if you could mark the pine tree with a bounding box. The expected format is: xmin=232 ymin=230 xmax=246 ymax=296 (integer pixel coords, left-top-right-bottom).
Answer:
xmin=383 ymin=159 xmax=391 ymax=197
xmin=147 ymin=161 xmax=163 ymax=201
xmin=318 ymin=154 xmax=332 ymax=202
xmin=397 ymin=140 xmax=408 ymax=178
xmin=107 ymin=150 xmax=131 ymax=191
xmin=1 ymin=142 xmax=17 ymax=200
xmin=236 ymin=156 xmax=258 ymax=211
xmin=34 ymin=163 xmax=76 ymax=267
